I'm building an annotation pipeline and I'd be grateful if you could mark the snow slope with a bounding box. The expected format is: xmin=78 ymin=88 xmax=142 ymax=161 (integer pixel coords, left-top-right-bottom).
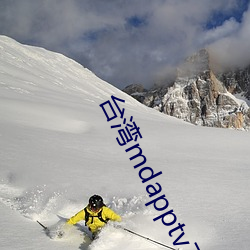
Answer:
xmin=0 ymin=36 xmax=249 ymax=250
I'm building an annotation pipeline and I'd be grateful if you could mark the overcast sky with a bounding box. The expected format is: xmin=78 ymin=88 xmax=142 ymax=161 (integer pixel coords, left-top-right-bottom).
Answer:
xmin=0 ymin=0 xmax=249 ymax=89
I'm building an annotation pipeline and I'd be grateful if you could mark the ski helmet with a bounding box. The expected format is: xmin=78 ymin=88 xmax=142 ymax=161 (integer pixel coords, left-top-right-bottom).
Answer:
xmin=89 ymin=195 xmax=104 ymax=210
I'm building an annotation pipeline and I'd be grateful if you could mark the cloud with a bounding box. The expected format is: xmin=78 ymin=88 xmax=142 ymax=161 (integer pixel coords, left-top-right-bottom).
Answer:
xmin=0 ymin=0 xmax=249 ymax=89
xmin=200 ymin=18 xmax=240 ymax=45
xmin=208 ymin=3 xmax=250 ymax=68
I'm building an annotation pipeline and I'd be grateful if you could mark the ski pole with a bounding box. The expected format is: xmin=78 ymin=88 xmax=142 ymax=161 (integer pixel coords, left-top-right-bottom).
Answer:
xmin=122 ymin=227 xmax=177 ymax=250
xmin=37 ymin=220 xmax=48 ymax=231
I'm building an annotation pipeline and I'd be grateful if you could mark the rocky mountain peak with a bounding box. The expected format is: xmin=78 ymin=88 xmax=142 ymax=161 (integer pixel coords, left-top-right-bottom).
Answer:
xmin=123 ymin=49 xmax=250 ymax=130
xmin=177 ymin=49 xmax=210 ymax=78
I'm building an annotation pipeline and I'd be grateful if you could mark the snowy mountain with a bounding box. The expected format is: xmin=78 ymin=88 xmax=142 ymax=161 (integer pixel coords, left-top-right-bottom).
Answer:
xmin=0 ymin=36 xmax=250 ymax=250
xmin=124 ymin=49 xmax=250 ymax=130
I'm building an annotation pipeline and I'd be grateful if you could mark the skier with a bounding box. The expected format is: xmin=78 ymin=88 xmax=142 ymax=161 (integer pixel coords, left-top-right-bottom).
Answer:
xmin=66 ymin=194 xmax=122 ymax=239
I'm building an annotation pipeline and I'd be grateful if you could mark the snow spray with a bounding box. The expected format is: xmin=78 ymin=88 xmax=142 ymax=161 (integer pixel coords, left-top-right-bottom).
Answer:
xmin=100 ymin=95 xmax=200 ymax=250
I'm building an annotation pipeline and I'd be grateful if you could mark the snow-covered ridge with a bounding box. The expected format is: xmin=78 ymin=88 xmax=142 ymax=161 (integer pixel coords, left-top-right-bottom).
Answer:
xmin=0 ymin=35 xmax=149 ymax=134
xmin=0 ymin=35 xmax=143 ymax=106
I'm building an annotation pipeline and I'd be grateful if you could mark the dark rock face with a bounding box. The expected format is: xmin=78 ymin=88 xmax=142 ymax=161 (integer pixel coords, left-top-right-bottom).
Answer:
xmin=218 ymin=66 xmax=250 ymax=99
xmin=122 ymin=84 xmax=147 ymax=103
xmin=123 ymin=49 xmax=250 ymax=130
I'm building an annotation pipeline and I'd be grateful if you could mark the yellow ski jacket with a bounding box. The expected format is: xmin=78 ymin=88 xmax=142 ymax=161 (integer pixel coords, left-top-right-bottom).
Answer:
xmin=67 ymin=206 xmax=121 ymax=233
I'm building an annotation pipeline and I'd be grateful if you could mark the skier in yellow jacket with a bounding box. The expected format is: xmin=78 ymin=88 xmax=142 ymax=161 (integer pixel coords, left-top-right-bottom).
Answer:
xmin=67 ymin=195 xmax=121 ymax=238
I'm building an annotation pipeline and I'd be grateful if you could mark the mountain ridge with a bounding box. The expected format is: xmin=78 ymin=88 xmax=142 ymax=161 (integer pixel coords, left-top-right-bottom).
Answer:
xmin=123 ymin=49 xmax=250 ymax=130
